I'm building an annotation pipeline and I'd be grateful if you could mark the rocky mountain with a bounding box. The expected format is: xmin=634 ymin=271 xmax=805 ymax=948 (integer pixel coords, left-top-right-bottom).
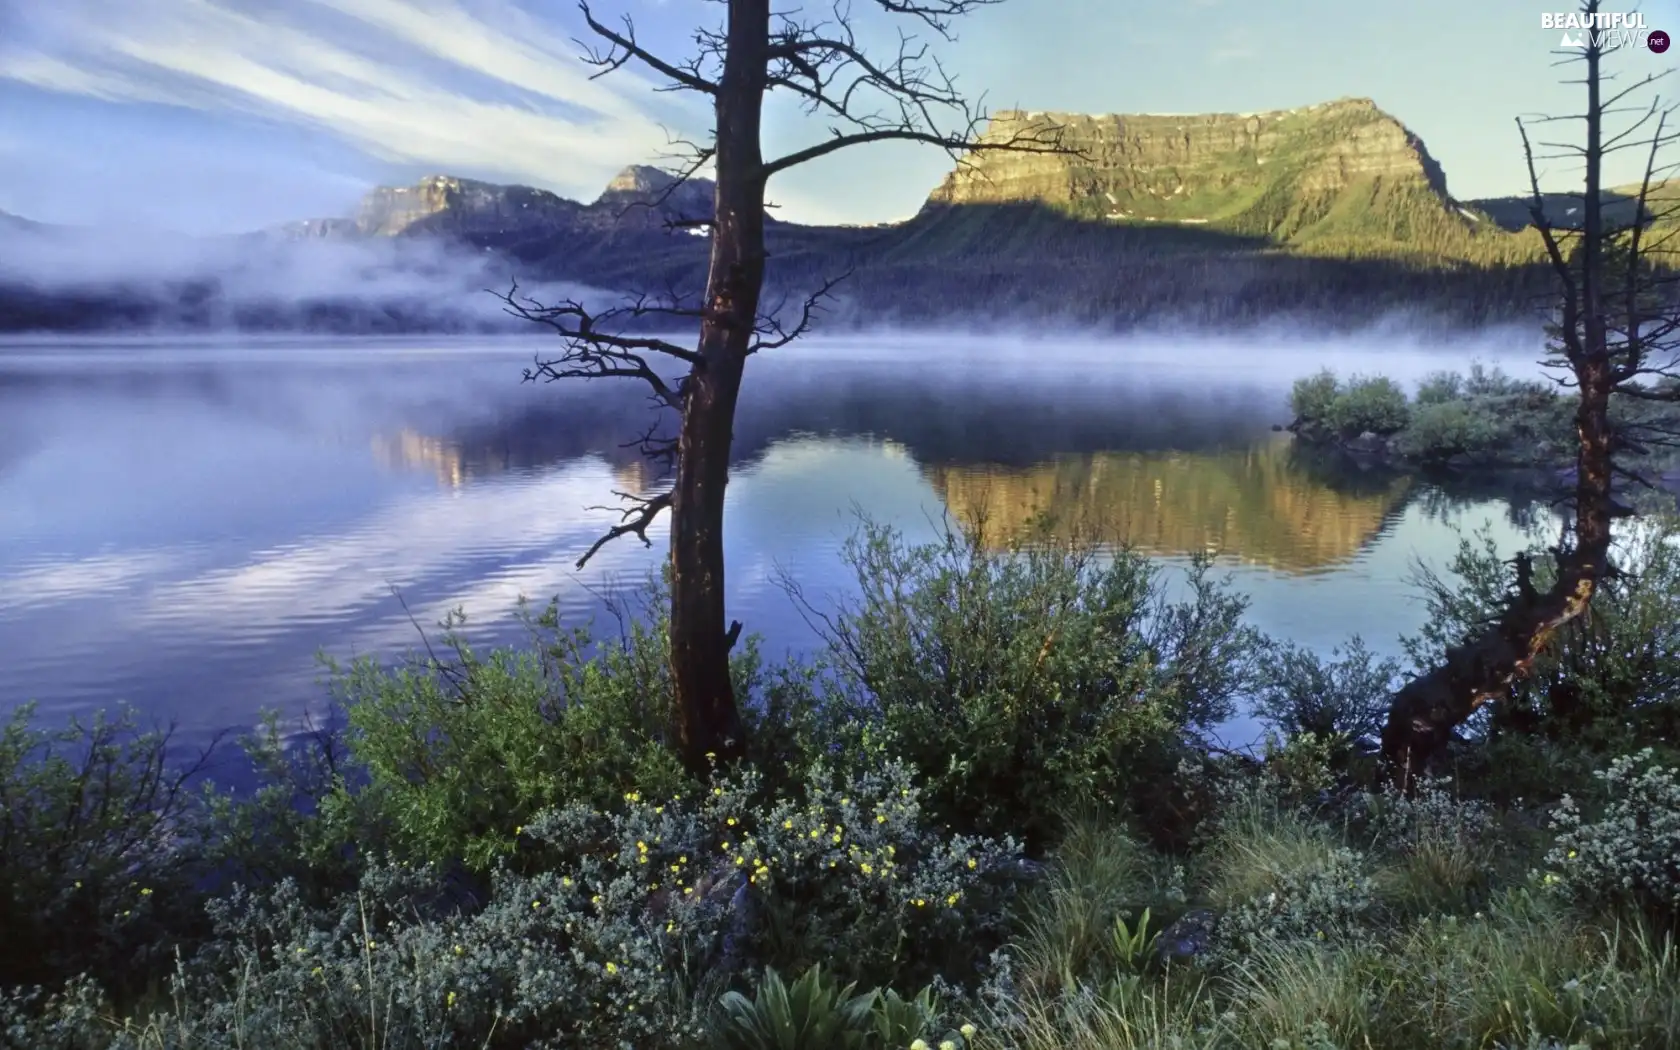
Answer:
xmin=271 ymin=166 xmax=717 ymax=245
xmin=2 ymin=99 xmax=1579 ymax=334
xmin=922 ymin=98 xmax=1528 ymax=263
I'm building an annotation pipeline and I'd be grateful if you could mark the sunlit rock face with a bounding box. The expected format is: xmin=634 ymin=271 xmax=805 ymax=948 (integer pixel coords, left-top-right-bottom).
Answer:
xmin=924 ymin=97 xmax=1468 ymax=247
xmin=352 ymin=175 xmax=584 ymax=239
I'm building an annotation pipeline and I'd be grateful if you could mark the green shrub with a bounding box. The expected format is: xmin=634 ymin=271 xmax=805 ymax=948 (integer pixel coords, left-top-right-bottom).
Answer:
xmin=1544 ymin=748 xmax=1680 ymax=924
xmin=0 ymin=703 xmax=213 ymax=998
xmin=1362 ymin=777 xmax=1500 ymax=916
xmin=1394 ymin=399 xmax=1492 ymax=461
xmin=0 ymin=761 xmax=1023 ymax=1050
xmin=1414 ymin=369 xmax=1465 ymax=405
xmin=1203 ymin=791 xmax=1376 ymax=957
xmin=807 ymin=522 xmax=1262 ymax=851
xmin=1324 ymin=375 xmax=1410 ymax=437
xmin=1251 ymin=636 xmax=1402 ymax=750
xmin=1289 ymin=369 xmax=1341 ymax=426
xmin=329 ymin=601 xmax=696 ymax=871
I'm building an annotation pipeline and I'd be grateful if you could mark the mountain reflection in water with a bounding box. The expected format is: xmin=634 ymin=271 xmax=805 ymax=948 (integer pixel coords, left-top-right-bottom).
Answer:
xmin=0 ymin=335 xmax=1557 ymax=747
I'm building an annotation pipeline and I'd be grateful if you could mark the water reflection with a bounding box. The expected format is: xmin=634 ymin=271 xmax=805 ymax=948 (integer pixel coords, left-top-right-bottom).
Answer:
xmin=923 ymin=438 xmax=1415 ymax=573
xmin=0 ymin=336 xmax=1559 ymax=746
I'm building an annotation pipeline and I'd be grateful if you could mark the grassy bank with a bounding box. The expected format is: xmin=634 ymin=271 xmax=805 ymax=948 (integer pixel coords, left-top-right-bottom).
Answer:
xmin=3 ymin=518 xmax=1679 ymax=1049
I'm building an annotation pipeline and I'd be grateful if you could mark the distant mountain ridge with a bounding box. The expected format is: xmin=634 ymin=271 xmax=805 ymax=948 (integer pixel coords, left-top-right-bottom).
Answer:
xmin=6 ymin=97 xmax=1652 ymax=334
xmin=270 ymin=166 xmax=720 ymax=245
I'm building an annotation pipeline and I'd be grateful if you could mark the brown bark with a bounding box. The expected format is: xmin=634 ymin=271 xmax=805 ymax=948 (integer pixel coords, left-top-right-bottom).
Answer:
xmin=666 ymin=0 xmax=770 ymax=774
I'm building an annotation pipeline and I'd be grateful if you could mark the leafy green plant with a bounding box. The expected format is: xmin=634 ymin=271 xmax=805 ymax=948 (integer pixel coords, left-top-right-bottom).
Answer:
xmin=1290 ymin=369 xmax=1341 ymax=428
xmin=801 ymin=519 xmax=1261 ymax=851
xmin=1252 ymin=637 xmax=1402 ymax=750
xmin=1324 ymin=374 xmax=1410 ymax=437
xmin=328 ymin=599 xmax=694 ymax=871
xmin=1544 ymin=749 xmax=1680 ymax=924
xmin=1110 ymin=908 xmax=1159 ymax=975
xmin=0 ymin=702 xmax=214 ymax=998
xmin=714 ymin=966 xmax=877 ymax=1050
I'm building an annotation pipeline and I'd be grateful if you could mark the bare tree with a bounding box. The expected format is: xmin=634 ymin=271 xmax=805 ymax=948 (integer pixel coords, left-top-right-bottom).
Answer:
xmin=1381 ymin=0 xmax=1680 ymax=787
xmin=500 ymin=0 xmax=1068 ymax=774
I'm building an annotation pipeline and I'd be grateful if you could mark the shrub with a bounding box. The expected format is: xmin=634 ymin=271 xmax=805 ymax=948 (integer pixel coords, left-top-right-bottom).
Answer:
xmin=1203 ymin=791 xmax=1377 ymax=957
xmin=1251 ymin=636 xmax=1402 ymax=750
xmin=1394 ymin=399 xmax=1495 ymax=462
xmin=0 ymin=703 xmax=215 ymax=998
xmin=805 ymin=521 xmax=1262 ymax=851
xmin=1324 ymin=375 xmax=1410 ymax=437
xmin=1362 ymin=777 xmax=1500 ymax=915
xmin=1544 ymin=749 xmax=1680 ymax=923
xmin=1414 ymin=370 xmax=1465 ymax=405
xmin=0 ymin=760 xmax=1025 ymax=1050
xmin=1289 ymin=369 xmax=1341 ymax=426
xmin=329 ymin=600 xmax=695 ymax=871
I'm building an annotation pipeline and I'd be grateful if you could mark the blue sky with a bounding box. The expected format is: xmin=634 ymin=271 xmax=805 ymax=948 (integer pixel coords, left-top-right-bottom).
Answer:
xmin=0 ymin=0 xmax=1677 ymax=233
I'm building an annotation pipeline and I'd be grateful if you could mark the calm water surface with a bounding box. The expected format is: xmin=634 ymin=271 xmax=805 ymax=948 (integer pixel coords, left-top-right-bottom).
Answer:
xmin=0 ymin=331 xmax=1560 ymax=750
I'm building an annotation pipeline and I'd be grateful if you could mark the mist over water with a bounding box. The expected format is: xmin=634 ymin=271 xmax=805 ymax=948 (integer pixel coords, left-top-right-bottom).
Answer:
xmin=0 ymin=330 xmax=1560 ymax=752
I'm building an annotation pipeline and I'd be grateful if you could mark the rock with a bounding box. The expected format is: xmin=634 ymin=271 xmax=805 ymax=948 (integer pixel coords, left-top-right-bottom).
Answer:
xmin=1344 ymin=430 xmax=1387 ymax=454
xmin=923 ymin=97 xmax=1455 ymax=247
xmin=1153 ymin=908 xmax=1219 ymax=965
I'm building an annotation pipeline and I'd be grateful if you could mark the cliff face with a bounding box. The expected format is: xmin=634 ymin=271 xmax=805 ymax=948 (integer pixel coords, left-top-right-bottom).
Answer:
xmin=592 ymin=165 xmax=716 ymax=225
xmin=924 ymin=98 xmax=1490 ymax=253
xmin=353 ymin=174 xmax=583 ymax=238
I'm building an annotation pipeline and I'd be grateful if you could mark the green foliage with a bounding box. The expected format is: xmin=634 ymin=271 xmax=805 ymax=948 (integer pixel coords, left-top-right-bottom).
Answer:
xmin=1289 ymin=370 xmax=1340 ymax=426
xmin=1361 ymin=777 xmax=1501 ymax=917
xmin=710 ymin=966 xmax=962 ymax=1050
xmin=713 ymin=966 xmax=878 ymax=1050
xmin=811 ymin=521 xmax=1262 ymax=851
xmin=1324 ymin=374 xmax=1410 ymax=437
xmin=330 ymin=601 xmax=694 ymax=871
xmin=1013 ymin=817 xmax=1173 ymax=995
xmin=0 ymin=703 xmax=210 ymax=998
xmin=1291 ymin=363 xmax=1574 ymax=465
xmin=1252 ymin=636 xmax=1402 ymax=749
xmin=1544 ymin=749 xmax=1680 ymax=925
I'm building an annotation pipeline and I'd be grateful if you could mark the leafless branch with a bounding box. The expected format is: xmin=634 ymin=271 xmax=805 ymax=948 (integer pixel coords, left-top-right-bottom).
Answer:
xmin=576 ymin=489 xmax=674 ymax=569
xmin=576 ymin=1 xmax=719 ymax=93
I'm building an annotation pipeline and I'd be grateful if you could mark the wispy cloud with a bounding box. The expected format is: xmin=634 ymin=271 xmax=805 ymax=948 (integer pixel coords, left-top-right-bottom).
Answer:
xmin=0 ymin=0 xmax=694 ymax=201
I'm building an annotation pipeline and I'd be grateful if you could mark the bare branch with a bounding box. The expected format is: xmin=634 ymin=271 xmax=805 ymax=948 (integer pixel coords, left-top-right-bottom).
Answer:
xmin=749 ymin=268 xmax=853 ymax=352
xmin=495 ymin=280 xmax=710 ymax=408
xmin=576 ymin=489 xmax=674 ymax=569
xmin=576 ymin=1 xmax=719 ymax=93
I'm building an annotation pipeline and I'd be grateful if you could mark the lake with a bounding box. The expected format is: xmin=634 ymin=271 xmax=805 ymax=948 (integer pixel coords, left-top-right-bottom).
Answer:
xmin=0 ymin=330 xmax=1561 ymax=753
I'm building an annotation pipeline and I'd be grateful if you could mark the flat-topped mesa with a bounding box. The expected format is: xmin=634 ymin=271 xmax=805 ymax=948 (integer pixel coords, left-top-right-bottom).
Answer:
xmin=355 ymin=175 xmax=580 ymax=238
xmin=926 ymin=97 xmax=1463 ymax=247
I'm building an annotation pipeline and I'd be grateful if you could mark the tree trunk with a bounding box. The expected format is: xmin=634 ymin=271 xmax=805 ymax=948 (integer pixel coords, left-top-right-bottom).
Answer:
xmin=1379 ymin=368 xmax=1615 ymax=786
xmin=1380 ymin=26 xmax=1615 ymax=789
xmin=667 ymin=0 xmax=770 ymax=775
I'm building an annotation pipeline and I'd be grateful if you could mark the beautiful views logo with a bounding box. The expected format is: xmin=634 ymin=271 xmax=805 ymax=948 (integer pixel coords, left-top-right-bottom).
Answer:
xmin=1540 ymin=11 xmax=1670 ymax=53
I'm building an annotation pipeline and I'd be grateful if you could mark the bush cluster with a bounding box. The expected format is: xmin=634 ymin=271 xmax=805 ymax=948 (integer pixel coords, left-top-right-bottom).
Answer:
xmin=4 ymin=515 xmax=1680 ymax=1049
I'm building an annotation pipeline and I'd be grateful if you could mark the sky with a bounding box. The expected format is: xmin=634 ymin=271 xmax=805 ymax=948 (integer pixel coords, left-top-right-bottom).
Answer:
xmin=0 ymin=0 xmax=1678 ymax=234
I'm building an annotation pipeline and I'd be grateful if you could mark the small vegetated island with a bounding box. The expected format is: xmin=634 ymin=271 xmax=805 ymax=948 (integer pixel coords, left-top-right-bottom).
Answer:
xmin=1285 ymin=363 xmax=1680 ymax=493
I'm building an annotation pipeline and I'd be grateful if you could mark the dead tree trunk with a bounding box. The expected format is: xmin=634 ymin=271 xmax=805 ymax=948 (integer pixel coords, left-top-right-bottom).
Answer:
xmin=666 ymin=0 xmax=770 ymax=772
xmin=1380 ymin=8 xmax=1653 ymax=787
xmin=504 ymin=0 xmax=1069 ymax=778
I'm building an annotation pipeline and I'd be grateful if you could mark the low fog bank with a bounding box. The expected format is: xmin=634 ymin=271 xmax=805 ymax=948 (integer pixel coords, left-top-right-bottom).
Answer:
xmin=0 ymin=223 xmax=616 ymax=334
xmin=0 ymin=213 xmax=1558 ymax=342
